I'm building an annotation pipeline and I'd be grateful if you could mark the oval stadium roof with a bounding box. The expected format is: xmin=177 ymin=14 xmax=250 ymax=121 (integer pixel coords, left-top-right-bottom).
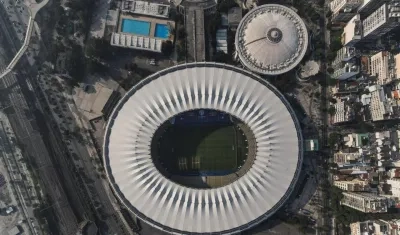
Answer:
xmin=235 ymin=4 xmax=309 ymax=75
xmin=104 ymin=63 xmax=303 ymax=234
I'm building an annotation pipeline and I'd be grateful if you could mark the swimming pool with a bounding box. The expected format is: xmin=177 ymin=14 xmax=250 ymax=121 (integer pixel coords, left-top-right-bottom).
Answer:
xmin=154 ymin=24 xmax=169 ymax=39
xmin=121 ymin=19 xmax=150 ymax=36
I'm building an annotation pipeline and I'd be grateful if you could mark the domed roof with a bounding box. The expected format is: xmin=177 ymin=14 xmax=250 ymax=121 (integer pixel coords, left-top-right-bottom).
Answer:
xmin=235 ymin=4 xmax=308 ymax=75
xmin=104 ymin=63 xmax=303 ymax=234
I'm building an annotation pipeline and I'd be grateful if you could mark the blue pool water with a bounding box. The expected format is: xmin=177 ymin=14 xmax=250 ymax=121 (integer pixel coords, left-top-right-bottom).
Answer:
xmin=154 ymin=24 xmax=169 ymax=39
xmin=121 ymin=19 xmax=150 ymax=36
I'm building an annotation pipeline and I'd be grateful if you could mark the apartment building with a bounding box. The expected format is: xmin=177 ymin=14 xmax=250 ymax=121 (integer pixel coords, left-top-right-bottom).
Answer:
xmin=350 ymin=220 xmax=389 ymax=235
xmin=330 ymin=0 xmax=363 ymax=23
xmin=333 ymin=100 xmax=355 ymax=124
xmin=358 ymin=0 xmax=390 ymax=19
xmin=332 ymin=47 xmax=360 ymax=80
xmin=342 ymin=14 xmax=363 ymax=47
xmin=369 ymin=85 xmax=390 ymax=121
xmin=334 ymin=180 xmax=370 ymax=191
xmin=388 ymin=168 xmax=400 ymax=178
xmin=387 ymin=178 xmax=400 ymax=197
xmin=362 ymin=3 xmax=400 ymax=41
xmin=341 ymin=192 xmax=388 ymax=213
xmin=395 ymin=53 xmax=400 ymax=79
xmin=369 ymin=51 xmax=395 ymax=85
xmin=334 ymin=152 xmax=361 ymax=165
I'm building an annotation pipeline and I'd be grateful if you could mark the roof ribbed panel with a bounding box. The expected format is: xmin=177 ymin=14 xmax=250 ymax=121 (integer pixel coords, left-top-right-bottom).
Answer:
xmin=104 ymin=63 xmax=303 ymax=234
xmin=235 ymin=4 xmax=309 ymax=75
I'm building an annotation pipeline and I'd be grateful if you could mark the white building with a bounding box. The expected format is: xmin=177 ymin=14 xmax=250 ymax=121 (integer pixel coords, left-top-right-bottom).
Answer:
xmin=121 ymin=0 xmax=170 ymax=18
xmin=235 ymin=4 xmax=308 ymax=75
xmin=362 ymin=3 xmax=400 ymax=41
xmin=341 ymin=192 xmax=388 ymax=213
xmin=350 ymin=220 xmax=389 ymax=235
xmin=334 ymin=179 xmax=370 ymax=191
xmin=216 ymin=29 xmax=228 ymax=54
xmin=388 ymin=168 xmax=400 ymax=178
xmin=387 ymin=178 xmax=400 ymax=197
xmin=330 ymin=0 xmax=363 ymax=23
xmin=369 ymin=51 xmax=398 ymax=85
xmin=110 ymin=33 xmax=163 ymax=52
xmin=394 ymin=52 xmax=400 ymax=80
xmin=334 ymin=152 xmax=362 ymax=165
xmin=333 ymin=100 xmax=354 ymax=124
xmin=341 ymin=14 xmax=363 ymax=47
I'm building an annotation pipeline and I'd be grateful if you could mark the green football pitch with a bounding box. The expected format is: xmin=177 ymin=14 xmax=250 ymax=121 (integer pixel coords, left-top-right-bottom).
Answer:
xmin=156 ymin=124 xmax=247 ymax=174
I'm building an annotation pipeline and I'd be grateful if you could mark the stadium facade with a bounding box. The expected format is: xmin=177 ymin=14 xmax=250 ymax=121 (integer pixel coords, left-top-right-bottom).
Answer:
xmin=235 ymin=4 xmax=309 ymax=75
xmin=103 ymin=63 xmax=303 ymax=234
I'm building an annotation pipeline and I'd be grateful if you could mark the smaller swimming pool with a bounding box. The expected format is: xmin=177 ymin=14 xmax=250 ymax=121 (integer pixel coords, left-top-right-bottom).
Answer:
xmin=154 ymin=24 xmax=169 ymax=39
xmin=121 ymin=19 xmax=150 ymax=36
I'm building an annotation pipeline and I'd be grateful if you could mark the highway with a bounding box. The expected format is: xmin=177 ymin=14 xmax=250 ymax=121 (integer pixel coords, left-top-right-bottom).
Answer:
xmin=0 ymin=4 xmax=80 ymax=234
xmin=0 ymin=112 xmax=37 ymax=235
xmin=34 ymin=74 xmax=134 ymax=235
xmin=1 ymin=2 xmax=134 ymax=234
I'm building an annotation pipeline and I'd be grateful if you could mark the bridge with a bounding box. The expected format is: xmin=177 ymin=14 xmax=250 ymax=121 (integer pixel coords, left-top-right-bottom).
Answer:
xmin=0 ymin=0 xmax=49 ymax=79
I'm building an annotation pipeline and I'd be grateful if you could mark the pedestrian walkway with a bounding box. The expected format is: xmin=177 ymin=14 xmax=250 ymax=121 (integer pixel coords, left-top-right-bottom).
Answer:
xmin=0 ymin=0 xmax=49 ymax=79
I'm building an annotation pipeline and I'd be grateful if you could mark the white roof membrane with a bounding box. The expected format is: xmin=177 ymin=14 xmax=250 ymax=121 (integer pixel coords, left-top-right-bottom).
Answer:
xmin=104 ymin=63 xmax=303 ymax=234
xmin=235 ymin=4 xmax=309 ymax=75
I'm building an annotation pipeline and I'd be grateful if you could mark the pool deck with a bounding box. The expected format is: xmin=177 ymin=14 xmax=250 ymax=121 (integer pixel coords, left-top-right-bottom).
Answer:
xmin=119 ymin=13 xmax=175 ymax=40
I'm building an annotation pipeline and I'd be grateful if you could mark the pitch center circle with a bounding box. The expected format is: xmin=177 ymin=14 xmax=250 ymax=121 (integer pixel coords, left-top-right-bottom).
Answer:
xmin=151 ymin=109 xmax=255 ymax=188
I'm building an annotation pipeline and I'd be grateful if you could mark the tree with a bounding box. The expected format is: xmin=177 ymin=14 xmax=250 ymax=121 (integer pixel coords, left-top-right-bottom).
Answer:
xmin=330 ymin=39 xmax=342 ymax=52
xmin=329 ymin=96 xmax=337 ymax=104
xmin=327 ymin=77 xmax=337 ymax=86
xmin=161 ymin=40 xmax=174 ymax=57
xmin=328 ymin=105 xmax=336 ymax=116
xmin=327 ymin=51 xmax=337 ymax=62
xmin=327 ymin=67 xmax=334 ymax=74
xmin=66 ymin=44 xmax=85 ymax=84
xmin=328 ymin=132 xmax=341 ymax=148
xmin=86 ymin=59 xmax=107 ymax=74
xmin=326 ymin=10 xmax=332 ymax=18
xmin=217 ymin=0 xmax=238 ymax=12
xmin=213 ymin=51 xmax=233 ymax=64
xmin=167 ymin=23 xmax=175 ymax=36
xmin=178 ymin=26 xmax=186 ymax=39
xmin=85 ymin=38 xmax=113 ymax=60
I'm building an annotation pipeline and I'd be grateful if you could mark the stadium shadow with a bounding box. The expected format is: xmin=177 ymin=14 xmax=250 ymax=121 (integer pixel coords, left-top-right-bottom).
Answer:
xmin=169 ymin=175 xmax=212 ymax=188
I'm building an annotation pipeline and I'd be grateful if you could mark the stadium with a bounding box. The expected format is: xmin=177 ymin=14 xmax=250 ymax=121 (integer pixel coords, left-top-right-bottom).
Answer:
xmin=104 ymin=63 xmax=303 ymax=234
xmin=235 ymin=4 xmax=309 ymax=75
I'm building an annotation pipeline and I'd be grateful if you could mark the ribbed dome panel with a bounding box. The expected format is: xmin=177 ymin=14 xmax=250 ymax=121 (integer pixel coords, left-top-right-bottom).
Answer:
xmin=104 ymin=63 xmax=303 ymax=234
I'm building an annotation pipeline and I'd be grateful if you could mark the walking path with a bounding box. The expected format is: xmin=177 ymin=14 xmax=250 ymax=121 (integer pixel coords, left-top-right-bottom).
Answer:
xmin=0 ymin=0 xmax=49 ymax=79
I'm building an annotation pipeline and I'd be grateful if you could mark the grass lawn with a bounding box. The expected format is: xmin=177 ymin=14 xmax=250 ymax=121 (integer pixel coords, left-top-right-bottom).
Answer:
xmin=157 ymin=124 xmax=246 ymax=175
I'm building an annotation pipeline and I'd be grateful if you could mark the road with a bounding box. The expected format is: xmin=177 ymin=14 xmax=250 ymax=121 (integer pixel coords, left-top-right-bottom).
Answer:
xmin=181 ymin=0 xmax=215 ymax=62
xmin=35 ymin=74 xmax=134 ymax=234
xmin=320 ymin=1 xmax=334 ymax=234
xmin=0 ymin=3 xmax=80 ymax=234
xmin=0 ymin=112 xmax=38 ymax=235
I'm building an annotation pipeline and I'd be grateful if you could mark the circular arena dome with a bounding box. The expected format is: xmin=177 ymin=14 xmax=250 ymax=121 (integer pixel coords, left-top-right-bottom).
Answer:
xmin=104 ymin=63 xmax=303 ymax=234
xmin=235 ymin=4 xmax=309 ymax=75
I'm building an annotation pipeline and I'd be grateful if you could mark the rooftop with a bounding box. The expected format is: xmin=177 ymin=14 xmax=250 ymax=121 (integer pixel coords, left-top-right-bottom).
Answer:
xmin=228 ymin=7 xmax=242 ymax=26
xmin=235 ymin=4 xmax=308 ymax=75
xmin=104 ymin=63 xmax=303 ymax=234
xmin=121 ymin=0 xmax=170 ymax=18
